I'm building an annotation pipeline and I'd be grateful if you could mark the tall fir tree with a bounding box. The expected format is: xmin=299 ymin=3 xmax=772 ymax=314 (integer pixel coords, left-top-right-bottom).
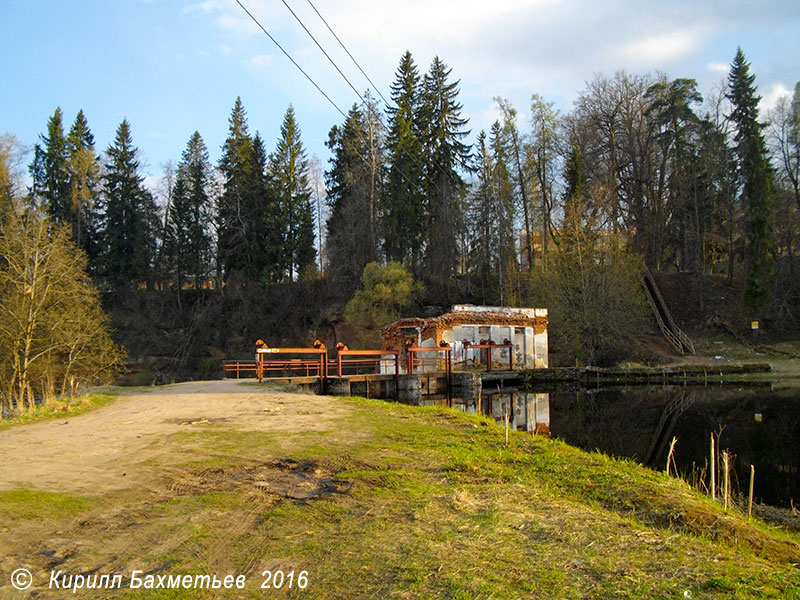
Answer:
xmin=384 ymin=51 xmax=426 ymax=270
xmin=489 ymin=121 xmax=518 ymax=285
xmin=101 ymin=119 xmax=159 ymax=290
xmin=467 ymin=131 xmax=497 ymax=300
xmin=421 ymin=56 xmax=471 ymax=285
xmin=30 ymin=107 xmax=71 ymax=222
xmin=166 ymin=131 xmax=214 ymax=289
xmin=65 ymin=110 xmax=102 ymax=271
xmin=270 ymin=105 xmax=315 ymax=281
xmin=325 ymin=104 xmax=381 ymax=295
xmin=727 ymin=48 xmax=776 ymax=313
xmin=466 ymin=124 xmax=517 ymax=303
xmin=561 ymin=144 xmax=593 ymax=238
xmin=217 ymin=97 xmax=256 ymax=281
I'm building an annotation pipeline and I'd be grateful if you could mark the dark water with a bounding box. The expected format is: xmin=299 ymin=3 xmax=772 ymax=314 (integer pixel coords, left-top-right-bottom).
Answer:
xmin=417 ymin=384 xmax=800 ymax=509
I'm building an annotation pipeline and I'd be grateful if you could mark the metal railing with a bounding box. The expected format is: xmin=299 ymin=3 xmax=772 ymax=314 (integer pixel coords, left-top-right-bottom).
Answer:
xmin=255 ymin=343 xmax=328 ymax=381
xmin=222 ymin=360 xmax=258 ymax=379
xmin=406 ymin=345 xmax=452 ymax=377
xmin=461 ymin=341 xmax=514 ymax=371
xmin=334 ymin=348 xmax=400 ymax=377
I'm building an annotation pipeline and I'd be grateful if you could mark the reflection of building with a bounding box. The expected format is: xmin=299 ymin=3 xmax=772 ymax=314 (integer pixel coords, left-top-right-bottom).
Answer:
xmin=381 ymin=304 xmax=548 ymax=371
xmin=451 ymin=392 xmax=550 ymax=436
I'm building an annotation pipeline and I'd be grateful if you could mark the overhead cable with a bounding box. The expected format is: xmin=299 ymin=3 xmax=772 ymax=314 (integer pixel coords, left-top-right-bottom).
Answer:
xmin=305 ymin=0 xmax=391 ymax=108
xmin=234 ymin=0 xmax=347 ymax=120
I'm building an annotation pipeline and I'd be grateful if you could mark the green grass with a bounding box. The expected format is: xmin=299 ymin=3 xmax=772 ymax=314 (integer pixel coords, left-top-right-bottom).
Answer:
xmin=0 ymin=392 xmax=117 ymax=430
xmin=2 ymin=392 xmax=799 ymax=599
xmin=692 ymin=334 xmax=800 ymax=381
xmin=0 ymin=489 xmax=100 ymax=520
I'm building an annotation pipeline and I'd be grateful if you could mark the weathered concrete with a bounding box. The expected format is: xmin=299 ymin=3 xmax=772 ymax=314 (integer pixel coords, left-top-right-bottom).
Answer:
xmin=451 ymin=372 xmax=481 ymax=403
xmin=397 ymin=374 xmax=422 ymax=403
xmin=324 ymin=377 xmax=351 ymax=396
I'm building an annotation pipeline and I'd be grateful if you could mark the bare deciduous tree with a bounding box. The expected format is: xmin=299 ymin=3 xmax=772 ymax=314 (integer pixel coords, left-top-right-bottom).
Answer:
xmin=0 ymin=209 xmax=123 ymax=413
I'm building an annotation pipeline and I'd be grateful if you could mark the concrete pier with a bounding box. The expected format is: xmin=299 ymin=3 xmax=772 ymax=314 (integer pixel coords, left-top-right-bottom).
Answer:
xmin=451 ymin=372 xmax=481 ymax=403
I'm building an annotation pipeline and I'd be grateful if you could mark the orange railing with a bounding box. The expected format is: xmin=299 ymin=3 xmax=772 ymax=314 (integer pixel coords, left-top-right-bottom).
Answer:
xmin=462 ymin=341 xmax=513 ymax=371
xmin=334 ymin=347 xmax=400 ymax=377
xmin=222 ymin=360 xmax=258 ymax=379
xmin=406 ymin=344 xmax=452 ymax=378
xmin=255 ymin=340 xmax=328 ymax=381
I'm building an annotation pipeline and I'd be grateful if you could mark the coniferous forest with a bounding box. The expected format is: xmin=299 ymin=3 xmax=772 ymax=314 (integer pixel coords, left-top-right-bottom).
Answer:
xmin=3 ymin=48 xmax=800 ymax=386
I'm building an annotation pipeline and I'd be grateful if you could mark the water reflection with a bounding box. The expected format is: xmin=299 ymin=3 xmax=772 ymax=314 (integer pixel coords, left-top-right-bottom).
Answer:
xmin=409 ymin=384 xmax=800 ymax=509
xmin=544 ymin=385 xmax=799 ymax=509
xmin=414 ymin=391 xmax=551 ymax=436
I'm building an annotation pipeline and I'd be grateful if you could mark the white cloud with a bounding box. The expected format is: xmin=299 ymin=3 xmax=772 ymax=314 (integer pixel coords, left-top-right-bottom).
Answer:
xmin=183 ymin=0 xmax=222 ymax=14
xmin=760 ymin=82 xmax=792 ymax=112
xmin=142 ymin=174 xmax=163 ymax=195
xmin=248 ymin=54 xmax=273 ymax=67
xmin=477 ymin=103 xmax=504 ymax=133
xmin=706 ymin=61 xmax=729 ymax=73
xmin=616 ymin=29 xmax=699 ymax=66
xmin=186 ymin=0 xmax=284 ymax=36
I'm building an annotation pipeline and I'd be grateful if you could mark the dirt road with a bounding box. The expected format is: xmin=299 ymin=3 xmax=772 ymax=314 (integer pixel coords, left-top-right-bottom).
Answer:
xmin=0 ymin=380 xmax=350 ymax=495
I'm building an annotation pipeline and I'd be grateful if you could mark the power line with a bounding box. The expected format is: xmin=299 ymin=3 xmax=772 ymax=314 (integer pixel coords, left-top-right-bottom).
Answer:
xmin=305 ymin=0 xmax=391 ymax=109
xmin=278 ymin=0 xmax=365 ymax=105
xmin=235 ymin=0 xmax=390 ymax=198
xmin=233 ymin=0 xmax=347 ymax=121
xmin=236 ymin=0 xmax=463 ymax=208
xmin=277 ymin=0 xmax=459 ymax=187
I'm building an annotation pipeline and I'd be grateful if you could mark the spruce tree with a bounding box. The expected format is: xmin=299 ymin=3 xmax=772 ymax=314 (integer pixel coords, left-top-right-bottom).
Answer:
xmin=325 ymin=104 xmax=380 ymax=295
xmin=489 ymin=121 xmax=517 ymax=277
xmin=384 ymin=51 xmax=426 ymax=269
xmin=30 ymin=107 xmax=71 ymax=222
xmin=250 ymin=133 xmax=276 ymax=283
xmin=167 ymin=131 xmax=214 ymax=289
xmin=467 ymin=131 xmax=497 ymax=299
xmin=66 ymin=110 xmax=102 ymax=270
xmin=102 ymin=119 xmax=158 ymax=290
xmin=466 ymin=124 xmax=516 ymax=303
xmin=420 ymin=56 xmax=471 ymax=285
xmin=217 ymin=97 xmax=256 ymax=281
xmin=561 ymin=145 xmax=593 ymax=239
xmin=270 ymin=105 xmax=315 ymax=281
xmin=726 ymin=48 xmax=775 ymax=313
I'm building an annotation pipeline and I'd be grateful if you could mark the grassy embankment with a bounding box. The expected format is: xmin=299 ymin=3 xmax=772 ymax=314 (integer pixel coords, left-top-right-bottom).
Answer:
xmin=0 ymin=392 xmax=117 ymax=432
xmin=1 ymin=387 xmax=798 ymax=599
xmin=686 ymin=336 xmax=800 ymax=386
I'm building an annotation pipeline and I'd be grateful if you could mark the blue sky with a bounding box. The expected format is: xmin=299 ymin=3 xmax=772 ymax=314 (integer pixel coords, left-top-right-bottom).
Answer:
xmin=2 ymin=0 xmax=798 ymax=192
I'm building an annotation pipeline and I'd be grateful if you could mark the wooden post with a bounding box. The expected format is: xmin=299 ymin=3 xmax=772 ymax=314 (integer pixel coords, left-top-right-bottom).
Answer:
xmin=723 ymin=450 xmax=730 ymax=511
xmin=748 ymin=464 xmax=755 ymax=517
xmin=710 ymin=433 xmax=716 ymax=501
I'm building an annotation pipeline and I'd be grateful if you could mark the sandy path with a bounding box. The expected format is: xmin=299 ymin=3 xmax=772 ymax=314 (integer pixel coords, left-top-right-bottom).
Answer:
xmin=0 ymin=380 xmax=350 ymax=494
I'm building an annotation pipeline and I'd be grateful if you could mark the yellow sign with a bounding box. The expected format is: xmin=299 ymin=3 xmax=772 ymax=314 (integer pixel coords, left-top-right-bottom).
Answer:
xmin=751 ymin=321 xmax=759 ymax=330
